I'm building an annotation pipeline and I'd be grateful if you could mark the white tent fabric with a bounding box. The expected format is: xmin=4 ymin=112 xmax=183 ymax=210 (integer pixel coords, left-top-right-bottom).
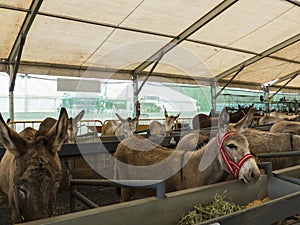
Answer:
xmin=0 ymin=0 xmax=299 ymax=91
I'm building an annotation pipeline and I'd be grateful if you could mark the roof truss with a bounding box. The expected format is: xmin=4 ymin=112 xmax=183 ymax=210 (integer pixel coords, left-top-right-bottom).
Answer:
xmin=0 ymin=0 xmax=299 ymax=91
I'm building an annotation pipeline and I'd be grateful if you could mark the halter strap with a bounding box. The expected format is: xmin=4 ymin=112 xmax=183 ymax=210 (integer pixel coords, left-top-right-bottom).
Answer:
xmin=216 ymin=132 xmax=253 ymax=178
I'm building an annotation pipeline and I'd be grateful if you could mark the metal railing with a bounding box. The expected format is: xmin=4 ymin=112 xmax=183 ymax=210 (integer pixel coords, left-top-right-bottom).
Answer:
xmin=7 ymin=120 xmax=42 ymax=132
xmin=7 ymin=119 xmax=103 ymax=135
xmin=101 ymin=117 xmax=193 ymax=134
xmin=7 ymin=117 xmax=193 ymax=135
xmin=70 ymin=179 xmax=166 ymax=212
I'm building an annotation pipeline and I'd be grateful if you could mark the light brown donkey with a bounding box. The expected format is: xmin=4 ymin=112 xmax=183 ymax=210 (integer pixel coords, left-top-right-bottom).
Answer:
xmin=115 ymin=107 xmax=260 ymax=202
xmin=0 ymin=108 xmax=68 ymax=223
xmin=37 ymin=109 xmax=85 ymax=144
xmin=102 ymin=113 xmax=139 ymax=138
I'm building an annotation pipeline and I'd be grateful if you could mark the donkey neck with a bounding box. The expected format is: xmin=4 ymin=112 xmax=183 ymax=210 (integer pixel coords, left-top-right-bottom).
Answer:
xmin=181 ymin=138 xmax=226 ymax=187
xmin=200 ymin=139 xmax=226 ymax=182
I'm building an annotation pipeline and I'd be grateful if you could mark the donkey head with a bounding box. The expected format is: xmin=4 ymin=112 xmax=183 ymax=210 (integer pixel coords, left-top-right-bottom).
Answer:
xmin=65 ymin=109 xmax=85 ymax=143
xmin=115 ymin=113 xmax=139 ymax=138
xmin=163 ymin=108 xmax=180 ymax=136
xmin=199 ymin=107 xmax=260 ymax=183
xmin=0 ymin=108 xmax=68 ymax=223
xmin=219 ymin=107 xmax=260 ymax=182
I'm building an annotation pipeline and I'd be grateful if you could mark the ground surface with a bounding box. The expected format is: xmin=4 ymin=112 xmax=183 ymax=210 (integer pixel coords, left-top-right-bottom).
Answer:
xmin=0 ymin=186 xmax=120 ymax=225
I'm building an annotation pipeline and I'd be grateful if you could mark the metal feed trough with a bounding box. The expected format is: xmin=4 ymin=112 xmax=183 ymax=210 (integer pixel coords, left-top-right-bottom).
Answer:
xmin=18 ymin=163 xmax=300 ymax=225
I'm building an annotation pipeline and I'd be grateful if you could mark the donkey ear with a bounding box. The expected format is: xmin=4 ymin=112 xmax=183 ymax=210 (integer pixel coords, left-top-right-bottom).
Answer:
xmin=175 ymin=113 xmax=180 ymax=120
xmin=163 ymin=106 xmax=169 ymax=118
xmin=218 ymin=107 xmax=230 ymax=138
xmin=234 ymin=107 xmax=255 ymax=132
xmin=0 ymin=114 xmax=27 ymax=156
xmin=115 ymin=113 xmax=126 ymax=122
xmin=48 ymin=108 xmax=68 ymax=153
xmin=74 ymin=109 xmax=85 ymax=123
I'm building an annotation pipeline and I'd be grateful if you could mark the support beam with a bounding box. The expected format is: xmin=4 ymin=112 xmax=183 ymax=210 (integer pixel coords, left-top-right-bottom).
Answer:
xmin=133 ymin=0 xmax=238 ymax=75
xmin=7 ymin=0 xmax=43 ymax=121
xmin=216 ymin=65 xmax=244 ymax=97
xmin=210 ymin=79 xmax=217 ymax=116
xmin=8 ymin=0 xmax=43 ymax=64
xmin=9 ymin=36 xmax=25 ymax=92
xmin=267 ymin=70 xmax=300 ymax=87
xmin=9 ymin=64 xmax=15 ymax=123
xmin=216 ymin=33 xmax=300 ymax=80
xmin=269 ymin=73 xmax=299 ymax=99
xmin=132 ymin=73 xmax=139 ymax=117
xmin=187 ymin=38 xmax=300 ymax=65
xmin=284 ymin=0 xmax=300 ymax=7
xmin=137 ymin=53 xmax=163 ymax=95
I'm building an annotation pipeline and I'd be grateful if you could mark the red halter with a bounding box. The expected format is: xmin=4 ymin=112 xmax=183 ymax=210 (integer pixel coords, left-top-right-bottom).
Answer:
xmin=216 ymin=132 xmax=253 ymax=178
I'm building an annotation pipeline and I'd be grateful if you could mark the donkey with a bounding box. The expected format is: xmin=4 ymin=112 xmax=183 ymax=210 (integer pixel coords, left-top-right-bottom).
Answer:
xmin=102 ymin=113 xmax=139 ymax=138
xmin=270 ymin=120 xmax=300 ymax=135
xmin=192 ymin=105 xmax=252 ymax=129
xmin=178 ymin=107 xmax=256 ymax=152
xmin=37 ymin=109 xmax=85 ymax=144
xmin=0 ymin=108 xmax=68 ymax=223
xmin=258 ymin=115 xmax=283 ymax=125
xmin=259 ymin=113 xmax=300 ymax=126
xmin=36 ymin=109 xmax=85 ymax=188
xmin=242 ymin=127 xmax=300 ymax=170
xmin=270 ymin=111 xmax=300 ymax=121
xmin=148 ymin=108 xmax=180 ymax=145
xmin=114 ymin=107 xmax=260 ymax=202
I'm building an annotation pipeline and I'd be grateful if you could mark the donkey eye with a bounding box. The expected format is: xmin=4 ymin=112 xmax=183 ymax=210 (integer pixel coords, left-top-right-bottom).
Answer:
xmin=17 ymin=187 xmax=27 ymax=200
xmin=227 ymin=144 xmax=237 ymax=150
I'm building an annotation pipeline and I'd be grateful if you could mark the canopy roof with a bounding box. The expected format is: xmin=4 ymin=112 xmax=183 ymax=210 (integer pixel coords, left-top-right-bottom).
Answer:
xmin=0 ymin=0 xmax=299 ymax=92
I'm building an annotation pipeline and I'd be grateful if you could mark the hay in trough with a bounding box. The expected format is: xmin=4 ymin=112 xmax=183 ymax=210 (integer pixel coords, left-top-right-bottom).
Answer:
xmin=177 ymin=193 xmax=243 ymax=225
xmin=178 ymin=193 xmax=271 ymax=225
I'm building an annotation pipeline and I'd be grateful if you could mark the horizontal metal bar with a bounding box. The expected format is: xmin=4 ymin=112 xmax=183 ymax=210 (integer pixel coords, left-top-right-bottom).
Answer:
xmin=0 ymin=134 xmax=182 ymax=160
xmin=71 ymin=189 xmax=99 ymax=208
xmin=0 ymin=4 xmax=30 ymax=12
xmin=274 ymin=174 xmax=300 ymax=185
xmin=188 ymin=38 xmax=300 ymax=65
xmin=58 ymin=142 xmax=119 ymax=157
xmin=71 ymin=179 xmax=166 ymax=199
xmin=71 ymin=179 xmax=164 ymax=188
xmin=38 ymin=11 xmax=174 ymax=40
xmin=257 ymin=151 xmax=300 ymax=158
